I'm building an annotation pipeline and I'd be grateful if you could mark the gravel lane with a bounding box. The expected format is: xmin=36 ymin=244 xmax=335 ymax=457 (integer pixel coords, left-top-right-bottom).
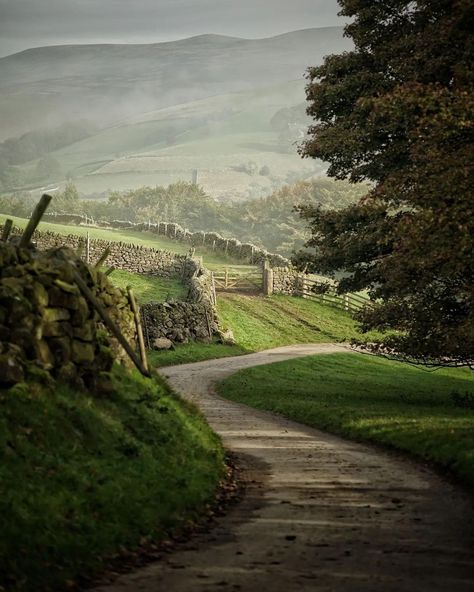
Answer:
xmin=93 ymin=344 xmax=474 ymax=592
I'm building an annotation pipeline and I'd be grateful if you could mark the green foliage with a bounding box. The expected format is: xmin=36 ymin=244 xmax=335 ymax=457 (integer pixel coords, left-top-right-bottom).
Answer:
xmin=218 ymin=353 xmax=474 ymax=487
xmin=0 ymin=178 xmax=364 ymax=255
xmin=107 ymin=182 xmax=217 ymax=227
xmin=0 ymin=365 xmax=224 ymax=591
xmin=0 ymin=121 xmax=96 ymax=167
xmin=296 ymin=0 xmax=474 ymax=364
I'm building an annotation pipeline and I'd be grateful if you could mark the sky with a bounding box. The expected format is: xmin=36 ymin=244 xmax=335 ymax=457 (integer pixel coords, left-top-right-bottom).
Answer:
xmin=0 ymin=0 xmax=344 ymax=57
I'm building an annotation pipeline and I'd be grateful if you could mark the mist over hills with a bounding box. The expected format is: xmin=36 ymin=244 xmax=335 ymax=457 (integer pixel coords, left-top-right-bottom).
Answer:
xmin=0 ymin=28 xmax=351 ymax=199
xmin=0 ymin=28 xmax=350 ymax=138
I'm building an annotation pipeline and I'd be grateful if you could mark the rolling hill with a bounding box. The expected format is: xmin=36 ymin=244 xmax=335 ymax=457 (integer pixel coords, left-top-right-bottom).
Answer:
xmin=0 ymin=28 xmax=351 ymax=198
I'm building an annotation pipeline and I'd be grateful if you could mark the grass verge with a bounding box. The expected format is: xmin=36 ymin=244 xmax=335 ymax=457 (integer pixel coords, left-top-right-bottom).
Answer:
xmin=217 ymin=353 xmax=474 ymax=488
xmin=0 ymin=365 xmax=224 ymax=591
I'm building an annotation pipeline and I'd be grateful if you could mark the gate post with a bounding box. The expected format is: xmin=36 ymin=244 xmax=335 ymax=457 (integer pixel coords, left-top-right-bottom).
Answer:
xmin=263 ymin=261 xmax=273 ymax=296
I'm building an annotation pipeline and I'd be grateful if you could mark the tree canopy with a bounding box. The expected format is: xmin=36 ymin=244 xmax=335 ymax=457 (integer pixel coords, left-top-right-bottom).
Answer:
xmin=294 ymin=0 xmax=474 ymax=365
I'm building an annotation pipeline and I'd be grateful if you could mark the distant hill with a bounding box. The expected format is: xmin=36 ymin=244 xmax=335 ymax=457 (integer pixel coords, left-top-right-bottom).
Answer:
xmin=0 ymin=28 xmax=351 ymax=139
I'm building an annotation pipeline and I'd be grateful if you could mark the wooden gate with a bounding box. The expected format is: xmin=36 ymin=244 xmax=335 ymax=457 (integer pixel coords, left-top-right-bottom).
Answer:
xmin=212 ymin=265 xmax=263 ymax=293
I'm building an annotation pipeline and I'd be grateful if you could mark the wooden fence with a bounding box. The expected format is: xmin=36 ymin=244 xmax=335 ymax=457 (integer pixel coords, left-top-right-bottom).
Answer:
xmin=300 ymin=277 xmax=371 ymax=313
xmin=212 ymin=265 xmax=263 ymax=293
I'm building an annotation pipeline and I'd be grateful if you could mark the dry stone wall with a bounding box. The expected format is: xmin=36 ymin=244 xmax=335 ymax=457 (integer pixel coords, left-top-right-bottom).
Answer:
xmin=141 ymin=258 xmax=219 ymax=345
xmin=43 ymin=213 xmax=290 ymax=268
xmin=0 ymin=241 xmax=137 ymax=389
xmin=30 ymin=229 xmax=188 ymax=278
xmin=21 ymin=226 xmax=219 ymax=345
xmin=272 ymin=266 xmax=303 ymax=295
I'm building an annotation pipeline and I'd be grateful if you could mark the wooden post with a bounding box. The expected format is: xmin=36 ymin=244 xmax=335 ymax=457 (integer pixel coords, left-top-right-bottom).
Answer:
xmin=86 ymin=232 xmax=90 ymax=264
xmin=94 ymin=246 xmax=111 ymax=268
xmin=211 ymin=272 xmax=217 ymax=305
xmin=72 ymin=269 xmax=150 ymax=377
xmin=344 ymin=294 xmax=349 ymax=311
xmin=19 ymin=193 xmax=52 ymax=248
xmin=1 ymin=218 xmax=13 ymax=242
xmin=204 ymin=307 xmax=212 ymax=338
xmin=127 ymin=287 xmax=149 ymax=374
xmin=225 ymin=268 xmax=229 ymax=289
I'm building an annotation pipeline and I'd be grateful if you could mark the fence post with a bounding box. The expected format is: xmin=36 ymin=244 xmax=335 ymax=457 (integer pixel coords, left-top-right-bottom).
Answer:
xmin=344 ymin=294 xmax=349 ymax=311
xmin=225 ymin=268 xmax=229 ymax=288
xmin=19 ymin=193 xmax=52 ymax=248
xmin=127 ymin=287 xmax=149 ymax=374
xmin=1 ymin=219 xmax=13 ymax=242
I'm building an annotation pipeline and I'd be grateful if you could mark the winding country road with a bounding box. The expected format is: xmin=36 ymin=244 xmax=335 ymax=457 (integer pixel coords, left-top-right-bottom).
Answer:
xmin=94 ymin=344 xmax=474 ymax=592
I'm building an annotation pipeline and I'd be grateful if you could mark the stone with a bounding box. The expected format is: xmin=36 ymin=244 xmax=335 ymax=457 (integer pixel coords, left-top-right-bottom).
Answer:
xmin=48 ymin=337 xmax=72 ymax=364
xmin=0 ymin=353 xmax=24 ymax=385
xmin=153 ymin=337 xmax=174 ymax=350
xmin=72 ymin=340 xmax=95 ymax=364
xmin=42 ymin=321 xmax=72 ymax=338
xmin=73 ymin=324 xmax=94 ymax=342
xmin=43 ymin=307 xmax=70 ymax=322
xmin=35 ymin=340 xmax=55 ymax=369
xmin=219 ymin=329 xmax=236 ymax=345
xmin=31 ymin=282 xmax=49 ymax=308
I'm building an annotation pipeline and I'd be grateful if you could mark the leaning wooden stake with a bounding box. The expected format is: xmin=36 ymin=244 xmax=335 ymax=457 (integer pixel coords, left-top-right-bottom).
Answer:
xmin=72 ymin=269 xmax=150 ymax=377
xmin=127 ymin=287 xmax=149 ymax=374
xmin=1 ymin=218 xmax=13 ymax=242
xmin=19 ymin=193 xmax=52 ymax=248
xmin=95 ymin=246 xmax=111 ymax=268
xmin=105 ymin=266 xmax=115 ymax=276
xmin=86 ymin=232 xmax=90 ymax=264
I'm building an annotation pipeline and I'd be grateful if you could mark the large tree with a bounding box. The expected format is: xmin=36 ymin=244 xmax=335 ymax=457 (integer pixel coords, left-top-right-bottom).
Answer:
xmin=294 ymin=0 xmax=473 ymax=365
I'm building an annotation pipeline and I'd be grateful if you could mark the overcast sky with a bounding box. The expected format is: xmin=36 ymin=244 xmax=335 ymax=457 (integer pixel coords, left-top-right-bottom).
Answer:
xmin=0 ymin=0 xmax=344 ymax=57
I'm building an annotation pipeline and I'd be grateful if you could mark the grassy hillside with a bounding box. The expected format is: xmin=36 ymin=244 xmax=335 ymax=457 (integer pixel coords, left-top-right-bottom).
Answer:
xmin=0 ymin=28 xmax=351 ymax=197
xmin=0 ymin=366 xmax=224 ymax=591
xmin=150 ymin=293 xmax=378 ymax=366
xmin=217 ymin=353 xmax=474 ymax=487
xmin=22 ymin=82 xmax=319 ymax=198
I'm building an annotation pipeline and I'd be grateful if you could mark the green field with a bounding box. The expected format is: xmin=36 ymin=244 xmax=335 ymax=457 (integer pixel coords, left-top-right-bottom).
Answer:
xmin=0 ymin=366 xmax=224 ymax=591
xmin=42 ymin=82 xmax=313 ymax=198
xmin=0 ymin=213 xmax=243 ymax=268
xmin=217 ymin=353 xmax=474 ymax=487
xmin=109 ymin=269 xmax=185 ymax=303
xmin=149 ymin=293 xmax=379 ymax=367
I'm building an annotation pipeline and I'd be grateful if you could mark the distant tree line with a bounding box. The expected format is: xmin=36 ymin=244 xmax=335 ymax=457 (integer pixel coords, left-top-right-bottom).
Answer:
xmin=0 ymin=179 xmax=365 ymax=256
xmin=0 ymin=121 xmax=96 ymax=191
